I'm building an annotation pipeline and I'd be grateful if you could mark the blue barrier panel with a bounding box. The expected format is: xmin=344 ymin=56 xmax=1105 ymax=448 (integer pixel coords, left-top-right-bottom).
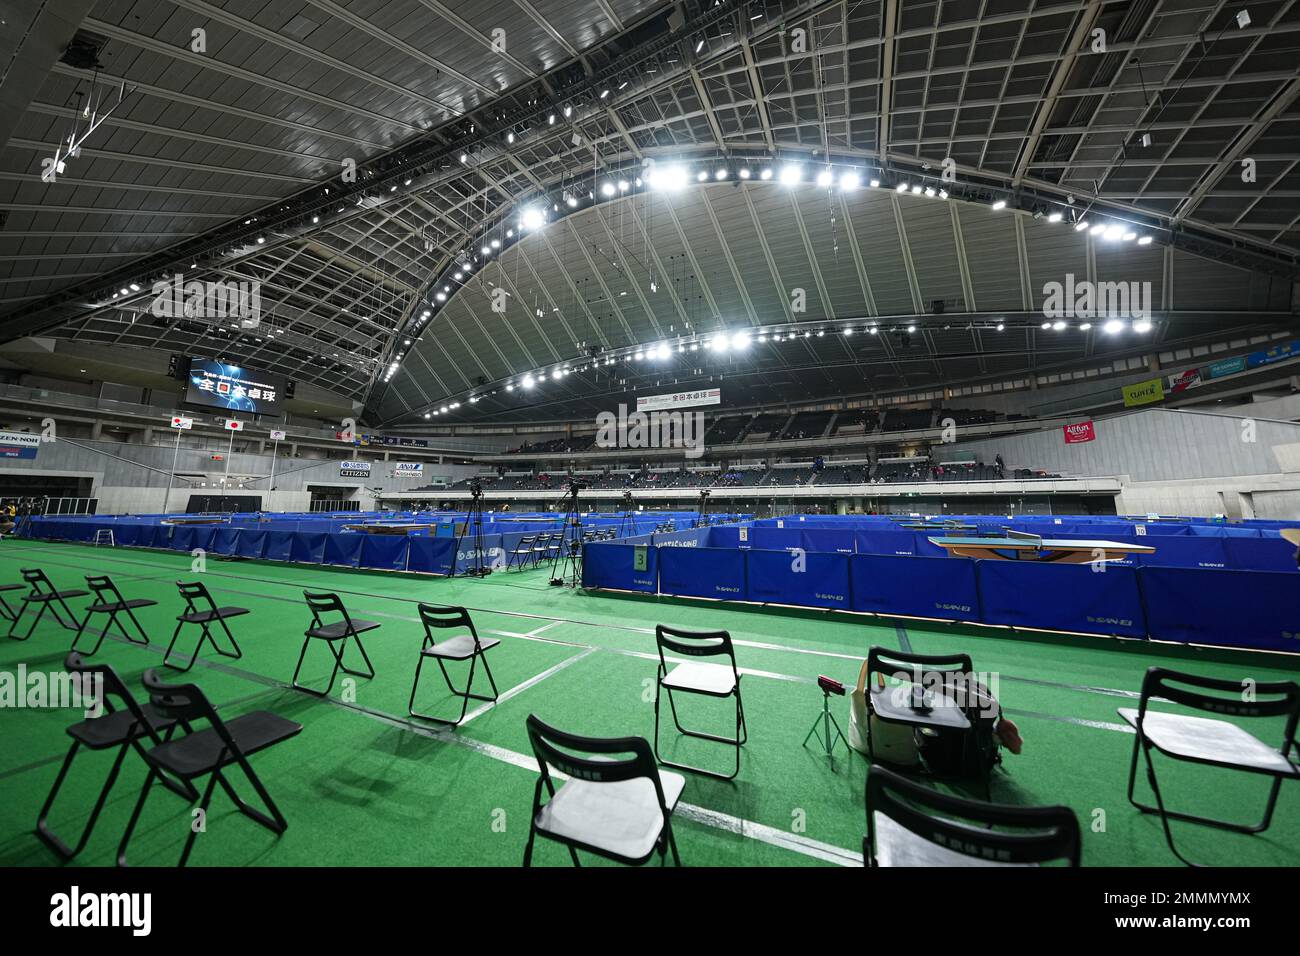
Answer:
xmin=1224 ymin=538 xmax=1299 ymax=573
xmin=581 ymin=542 xmax=658 ymax=593
xmin=187 ymin=527 xmax=216 ymax=553
xmin=408 ymin=536 xmax=454 ymax=574
xmin=451 ymin=533 xmax=505 ymax=574
xmin=361 ymin=535 xmax=410 ymax=571
xmin=169 ymin=525 xmax=196 ymax=552
xmin=290 ymin=532 xmax=327 ymax=564
xmin=977 ymin=561 xmax=1146 ymax=638
xmin=749 ymin=527 xmax=802 ymax=551
xmin=800 ymin=529 xmax=857 ymax=554
xmin=236 ymin=529 xmax=267 ymax=559
xmin=850 ymin=554 xmax=979 ymax=620
xmin=652 ymin=528 xmax=711 ymax=548
xmin=324 ymin=533 xmax=363 ymax=567
xmin=705 ymin=526 xmax=742 ymax=549
xmin=748 ymin=549 xmax=851 ymax=609
xmin=659 ymin=546 xmax=745 ymax=600
xmin=211 ymin=527 xmax=240 ymax=555
xmin=111 ymin=523 xmax=143 ymax=547
xmin=1141 ymin=567 xmax=1299 ymax=652
xmin=854 ymin=531 xmax=918 ymax=556
xmin=1138 ymin=536 xmax=1229 ymax=570
xmin=264 ymin=530 xmax=295 ymax=562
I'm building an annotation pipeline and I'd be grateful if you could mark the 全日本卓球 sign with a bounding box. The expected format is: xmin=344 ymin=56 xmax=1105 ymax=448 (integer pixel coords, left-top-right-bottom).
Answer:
xmin=636 ymin=388 xmax=721 ymax=413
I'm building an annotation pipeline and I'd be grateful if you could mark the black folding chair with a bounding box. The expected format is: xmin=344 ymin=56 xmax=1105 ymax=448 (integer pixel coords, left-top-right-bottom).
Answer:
xmin=408 ymin=604 xmax=500 ymax=726
xmin=523 ymin=714 xmax=683 ymax=867
xmin=8 ymin=568 xmax=89 ymax=641
xmin=507 ymin=535 xmax=536 ymax=570
xmin=1119 ymin=666 xmax=1300 ymax=867
xmin=163 ymin=581 xmax=247 ymax=672
xmin=117 ymin=668 xmax=302 ymax=867
xmin=292 ymin=591 xmax=381 ymax=696
xmin=653 ymin=624 xmax=747 ymax=780
xmin=865 ymin=764 xmax=1080 ymax=866
xmin=531 ymin=532 xmax=553 ymax=564
xmin=0 ymin=583 xmax=25 ymax=621
xmin=72 ymin=575 xmax=158 ymax=655
xmin=37 ymin=652 xmax=196 ymax=860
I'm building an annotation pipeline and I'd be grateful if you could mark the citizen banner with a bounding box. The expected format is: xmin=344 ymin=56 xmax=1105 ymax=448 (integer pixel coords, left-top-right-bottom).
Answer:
xmin=636 ymin=388 xmax=721 ymax=413
xmin=1062 ymin=420 xmax=1096 ymax=444
xmin=340 ymin=461 xmax=372 ymax=478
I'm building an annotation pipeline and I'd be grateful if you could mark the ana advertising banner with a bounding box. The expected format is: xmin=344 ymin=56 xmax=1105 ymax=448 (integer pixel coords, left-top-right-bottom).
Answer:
xmin=1122 ymin=377 xmax=1164 ymax=408
xmin=0 ymin=431 xmax=40 ymax=460
xmin=393 ymin=462 xmax=424 ymax=477
xmin=340 ymin=461 xmax=372 ymax=478
xmin=1062 ymin=420 xmax=1096 ymax=444
xmin=636 ymin=388 xmax=721 ymax=413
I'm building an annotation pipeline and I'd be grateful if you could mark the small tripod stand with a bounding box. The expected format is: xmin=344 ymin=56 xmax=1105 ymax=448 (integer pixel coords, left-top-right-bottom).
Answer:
xmin=548 ymin=481 xmax=585 ymax=587
xmin=696 ymin=489 xmax=712 ymax=528
xmin=615 ymin=491 xmax=636 ymax=538
xmin=802 ymin=675 xmax=850 ymax=769
xmin=455 ymin=481 xmax=492 ymax=577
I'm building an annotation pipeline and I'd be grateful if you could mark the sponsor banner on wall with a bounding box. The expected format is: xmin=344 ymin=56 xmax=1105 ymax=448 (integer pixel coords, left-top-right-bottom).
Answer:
xmin=1062 ymin=420 xmax=1096 ymax=444
xmin=340 ymin=460 xmax=372 ymax=478
xmin=0 ymin=431 xmax=40 ymax=460
xmin=1206 ymin=356 xmax=1246 ymax=379
xmin=1166 ymin=368 xmax=1203 ymax=394
xmin=636 ymin=388 xmax=721 ymax=413
xmin=1122 ymin=377 xmax=1164 ymax=408
xmin=393 ymin=462 xmax=424 ymax=477
xmin=358 ymin=434 xmax=430 ymax=448
xmin=1246 ymin=339 xmax=1300 ymax=370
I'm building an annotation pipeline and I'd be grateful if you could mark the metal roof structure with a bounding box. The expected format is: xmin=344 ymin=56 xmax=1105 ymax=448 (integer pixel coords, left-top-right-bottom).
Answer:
xmin=0 ymin=0 xmax=1296 ymax=424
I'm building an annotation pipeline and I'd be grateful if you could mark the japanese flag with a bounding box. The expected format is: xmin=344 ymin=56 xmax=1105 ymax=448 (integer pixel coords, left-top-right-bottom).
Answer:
xmin=225 ymin=420 xmax=244 ymax=431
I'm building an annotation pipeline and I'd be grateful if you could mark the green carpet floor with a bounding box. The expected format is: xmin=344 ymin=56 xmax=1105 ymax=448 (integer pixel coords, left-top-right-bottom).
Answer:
xmin=1 ymin=539 xmax=1298 ymax=867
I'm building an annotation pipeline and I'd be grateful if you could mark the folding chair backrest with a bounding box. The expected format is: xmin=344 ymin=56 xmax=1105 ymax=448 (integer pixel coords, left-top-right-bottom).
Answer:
xmin=21 ymin=567 xmax=52 ymax=595
xmin=867 ymin=764 xmax=1080 ymax=866
xmin=417 ymin=603 xmax=479 ymax=644
xmin=176 ymin=580 xmax=217 ymax=615
xmin=1140 ymin=667 xmax=1300 ymax=739
xmin=867 ymin=646 xmax=973 ymax=694
xmin=303 ymin=591 xmax=352 ymax=629
xmin=518 ymin=535 xmax=535 ymax=548
xmin=64 ymin=651 xmax=139 ymax=724
xmin=85 ymin=575 xmax=124 ymax=605
xmin=526 ymin=714 xmax=661 ymax=790
xmin=655 ymin=624 xmax=737 ymax=677
xmin=140 ymin=667 xmax=220 ymax=729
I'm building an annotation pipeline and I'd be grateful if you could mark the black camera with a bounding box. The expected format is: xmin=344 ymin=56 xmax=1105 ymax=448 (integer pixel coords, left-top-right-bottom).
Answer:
xmin=468 ymin=478 xmax=484 ymax=498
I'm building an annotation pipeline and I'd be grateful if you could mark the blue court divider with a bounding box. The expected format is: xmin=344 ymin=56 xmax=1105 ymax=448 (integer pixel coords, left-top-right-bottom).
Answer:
xmin=1141 ymin=567 xmax=1299 ymax=652
xmin=264 ymin=530 xmax=296 ymax=562
xmin=581 ymin=542 xmax=658 ymax=592
xmin=850 ymin=554 xmax=980 ymax=620
xmin=659 ymin=546 xmax=745 ymax=600
xmin=207 ymin=527 xmax=237 ymax=554
xmin=323 ymin=533 xmax=363 ymax=567
xmin=1138 ymin=536 xmax=1230 ymax=569
xmin=748 ymin=549 xmax=851 ymax=609
xmin=855 ymin=531 xmax=918 ymax=556
xmin=1224 ymin=538 xmax=1299 ymax=573
xmin=236 ymin=529 xmax=267 ymax=560
xmin=977 ymin=561 xmax=1146 ymax=638
xmin=361 ymin=535 xmax=409 ymax=571
xmin=188 ymin=526 xmax=216 ymax=553
xmin=290 ymin=532 xmax=327 ymax=564
xmin=799 ymin=529 xmax=858 ymax=554
xmin=407 ymin=536 xmax=454 ymax=574
xmin=169 ymin=525 xmax=196 ymax=552
xmin=112 ymin=523 xmax=143 ymax=547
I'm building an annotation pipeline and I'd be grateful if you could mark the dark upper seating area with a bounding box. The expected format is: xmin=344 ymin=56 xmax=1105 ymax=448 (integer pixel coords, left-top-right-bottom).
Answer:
xmin=832 ymin=410 xmax=880 ymax=435
xmin=740 ymin=413 xmax=789 ymax=441
xmin=938 ymin=408 xmax=998 ymax=427
xmin=780 ymin=411 xmax=834 ymax=440
xmin=881 ymin=408 xmax=934 ymax=432
xmin=706 ymin=415 xmax=750 ymax=444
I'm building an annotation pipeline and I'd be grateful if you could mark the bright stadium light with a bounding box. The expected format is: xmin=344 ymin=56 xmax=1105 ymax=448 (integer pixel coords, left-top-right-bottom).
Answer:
xmin=655 ymin=343 xmax=671 ymax=360
xmin=1133 ymin=319 xmax=1153 ymax=333
xmin=521 ymin=207 xmax=545 ymax=230
xmin=731 ymin=331 xmax=751 ymax=349
xmin=816 ymin=168 xmax=833 ymax=187
xmin=1103 ymin=319 xmax=1125 ymax=334
xmin=648 ymin=165 xmax=689 ymax=191
xmin=780 ymin=165 xmax=803 ymax=185
xmin=991 ymin=199 xmax=1007 ymax=210
xmin=840 ymin=171 xmax=860 ymax=190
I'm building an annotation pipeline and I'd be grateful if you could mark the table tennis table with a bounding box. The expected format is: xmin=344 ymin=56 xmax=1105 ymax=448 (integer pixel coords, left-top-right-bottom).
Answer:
xmin=929 ymin=530 xmax=1155 ymax=564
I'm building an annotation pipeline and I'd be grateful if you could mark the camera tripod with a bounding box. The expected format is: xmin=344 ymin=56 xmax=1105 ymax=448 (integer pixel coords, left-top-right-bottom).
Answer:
xmin=696 ymin=489 xmax=712 ymax=528
xmin=615 ymin=491 xmax=637 ymax=538
xmin=455 ymin=484 xmax=492 ymax=577
xmin=548 ymin=483 xmax=585 ymax=587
